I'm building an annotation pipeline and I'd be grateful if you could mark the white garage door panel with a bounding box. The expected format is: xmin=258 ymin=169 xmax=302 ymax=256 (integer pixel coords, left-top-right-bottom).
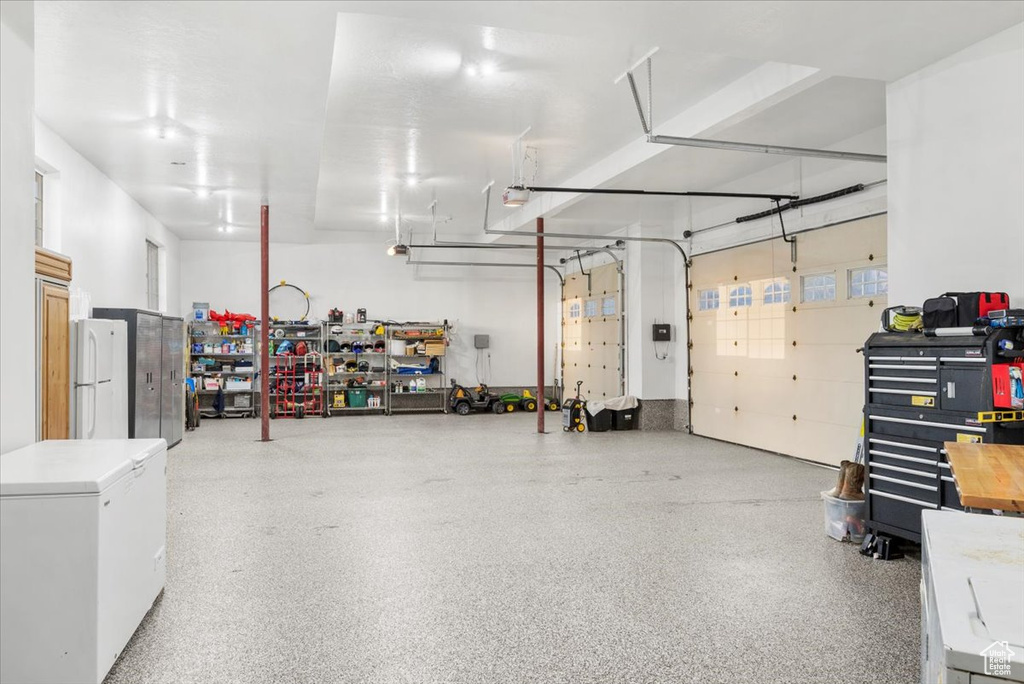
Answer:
xmin=689 ymin=215 xmax=886 ymax=466
xmin=563 ymin=263 xmax=622 ymax=402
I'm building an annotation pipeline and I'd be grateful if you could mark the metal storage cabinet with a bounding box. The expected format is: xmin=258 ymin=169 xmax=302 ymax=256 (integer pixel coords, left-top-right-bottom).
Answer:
xmin=863 ymin=331 xmax=1024 ymax=542
xmin=94 ymin=308 xmax=165 ymax=441
xmin=160 ymin=317 xmax=184 ymax=447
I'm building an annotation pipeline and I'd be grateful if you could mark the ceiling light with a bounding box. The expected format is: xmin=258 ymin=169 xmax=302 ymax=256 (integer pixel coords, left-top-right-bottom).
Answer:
xmin=379 ymin=215 xmax=388 ymax=224
xmin=465 ymin=64 xmax=479 ymax=78
xmin=406 ymin=176 xmax=418 ymax=187
xmin=225 ymin=225 xmax=234 ymax=233
xmin=217 ymin=226 xmax=225 ymax=233
xmin=502 ymin=186 xmax=530 ymax=207
xmin=387 ymin=244 xmax=409 ymax=257
xmin=482 ymin=27 xmax=496 ymax=51
xmin=195 ymin=188 xmax=210 ymax=199
xmin=480 ymin=61 xmax=497 ymax=77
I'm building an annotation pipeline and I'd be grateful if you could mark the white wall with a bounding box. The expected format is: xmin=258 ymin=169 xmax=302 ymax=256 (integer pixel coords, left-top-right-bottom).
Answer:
xmin=0 ymin=2 xmax=37 ymax=454
xmin=178 ymin=240 xmax=560 ymax=387
xmin=887 ymin=23 xmax=1024 ymax=306
xmin=34 ymin=119 xmax=181 ymax=315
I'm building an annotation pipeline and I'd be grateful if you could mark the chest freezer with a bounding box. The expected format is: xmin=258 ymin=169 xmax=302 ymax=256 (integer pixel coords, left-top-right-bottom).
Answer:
xmin=0 ymin=439 xmax=167 ymax=684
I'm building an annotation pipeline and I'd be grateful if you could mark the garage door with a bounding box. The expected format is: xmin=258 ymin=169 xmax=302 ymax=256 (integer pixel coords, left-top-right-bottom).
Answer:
xmin=688 ymin=214 xmax=887 ymax=465
xmin=563 ymin=262 xmax=623 ymax=402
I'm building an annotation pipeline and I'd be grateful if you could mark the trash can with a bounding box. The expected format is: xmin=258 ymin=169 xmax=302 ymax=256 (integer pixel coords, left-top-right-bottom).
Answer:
xmin=585 ymin=401 xmax=612 ymax=432
xmin=347 ymin=388 xmax=368 ymax=408
xmin=605 ymin=396 xmax=640 ymax=430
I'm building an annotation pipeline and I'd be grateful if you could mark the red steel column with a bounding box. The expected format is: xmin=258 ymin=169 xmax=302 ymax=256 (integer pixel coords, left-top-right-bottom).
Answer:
xmin=260 ymin=203 xmax=270 ymax=441
xmin=537 ymin=216 xmax=545 ymax=434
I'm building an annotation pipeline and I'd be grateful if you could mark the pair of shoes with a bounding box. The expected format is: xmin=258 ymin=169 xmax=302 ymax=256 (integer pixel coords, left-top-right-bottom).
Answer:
xmin=828 ymin=461 xmax=866 ymax=500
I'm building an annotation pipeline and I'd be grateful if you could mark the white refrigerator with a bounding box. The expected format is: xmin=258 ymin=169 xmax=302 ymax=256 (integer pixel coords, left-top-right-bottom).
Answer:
xmin=0 ymin=439 xmax=167 ymax=684
xmin=71 ymin=319 xmax=129 ymax=439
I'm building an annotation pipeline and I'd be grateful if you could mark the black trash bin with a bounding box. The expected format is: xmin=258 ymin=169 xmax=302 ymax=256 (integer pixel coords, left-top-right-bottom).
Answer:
xmin=605 ymin=396 xmax=641 ymax=430
xmin=585 ymin=406 xmax=612 ymax=432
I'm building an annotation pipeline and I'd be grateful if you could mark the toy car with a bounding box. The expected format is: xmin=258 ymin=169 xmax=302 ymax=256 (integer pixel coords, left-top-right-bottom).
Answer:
xmin=449 ymin=380 xmax=506 ymax=415
xmin=521 ymin=389 xmax=561 ymax=412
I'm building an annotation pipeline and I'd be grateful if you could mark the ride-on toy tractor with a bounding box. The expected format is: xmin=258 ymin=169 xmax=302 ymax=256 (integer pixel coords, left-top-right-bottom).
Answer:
xmin=521 ymin=389 xmax=561 ymax=412
xmin=449 ymin=380 xmax=506 ymax=415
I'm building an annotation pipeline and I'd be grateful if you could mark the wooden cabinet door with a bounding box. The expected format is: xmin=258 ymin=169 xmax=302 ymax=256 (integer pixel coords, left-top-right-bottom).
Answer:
xmin=41 ymin=283 xmax=70 ymax=440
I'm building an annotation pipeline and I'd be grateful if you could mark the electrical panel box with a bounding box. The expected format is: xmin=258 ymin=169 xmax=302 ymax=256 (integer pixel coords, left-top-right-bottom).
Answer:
xmin=474 ymin=334 xmax=490 ymax=349
xmin=652 ymin=324 xmax=671 ymax=342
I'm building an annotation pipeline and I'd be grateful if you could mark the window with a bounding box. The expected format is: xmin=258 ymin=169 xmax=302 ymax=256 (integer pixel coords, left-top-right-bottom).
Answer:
xmin=568 ymin=301 xmax=581 ymax=319
xmin=698 ymin=289 xmax=720 ymax=311
xmin=601 ymin=296 xmax=616 ymax=317
xmin=584 ymin=299 xmax=598 ymax=317
xmin=728 ymin=285 xmax=752 ymax=308
xmin=146 ymin=240 xmax=160 ymax=310
xmin=849 ymin=267 xmax=888 ymax=298
xmin=34 ymin=171 xmax=43 ymax=247
xmin=801 ymin=273 xmax=836 ymax=303
xmin=763 ymin=281 xmax=791 ymax=304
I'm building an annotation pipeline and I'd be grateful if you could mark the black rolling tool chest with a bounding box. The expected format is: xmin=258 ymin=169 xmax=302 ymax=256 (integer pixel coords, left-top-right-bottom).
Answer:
xmin=862 ymin=330 xmax=1024 ymax=542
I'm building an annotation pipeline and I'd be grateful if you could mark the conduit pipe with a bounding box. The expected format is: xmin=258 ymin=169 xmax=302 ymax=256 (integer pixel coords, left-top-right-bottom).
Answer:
xmin=405 ymin=257 xmax=565 ymax=287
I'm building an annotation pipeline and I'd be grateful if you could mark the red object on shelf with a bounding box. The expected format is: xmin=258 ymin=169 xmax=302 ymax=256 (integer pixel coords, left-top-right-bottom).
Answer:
xmin=992 ymin=361 xmax=1024 ymax=409
xmin=272 ymin=353 xmax=324 ymax=418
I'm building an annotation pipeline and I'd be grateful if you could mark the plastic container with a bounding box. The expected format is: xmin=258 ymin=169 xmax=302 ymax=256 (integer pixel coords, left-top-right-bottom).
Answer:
xmin=605 ymin=396 xmax=641 ymax=430
xmin=821 ymin=490 xmax=867 ymax=542
xmin=585 ymin=406 xmax=612 ymax=432
xmin=347 ymin=389 xmax=368 ymax=408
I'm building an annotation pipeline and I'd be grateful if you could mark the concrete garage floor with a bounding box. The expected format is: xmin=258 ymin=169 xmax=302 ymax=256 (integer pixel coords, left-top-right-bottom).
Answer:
xmin=106 ymin=413 xmax=921 ymax=684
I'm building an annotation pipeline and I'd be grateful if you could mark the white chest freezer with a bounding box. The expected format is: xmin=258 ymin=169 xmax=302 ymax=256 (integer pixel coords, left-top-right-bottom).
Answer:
xmin=0 ymin=439 xmax=167 ymax=684
xmin=921 ymin=510 xmax=1024 ymax=683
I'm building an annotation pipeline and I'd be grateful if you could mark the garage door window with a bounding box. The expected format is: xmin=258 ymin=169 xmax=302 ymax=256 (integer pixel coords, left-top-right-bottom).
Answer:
xmin=801 ymin=273 xmax=836 ymax=303
xmin=601 ymin=296 xmax=616 ymax=316
xmin=849 ymin=267 xmax=888 ymax=298
xmin=763 ymin=280 xmax=791 ymax=304
xmin=568 ymin=300 xmax=581 ymax=318
xmin=584 ymin=299 xmax=598 ymax=317
xmin=698 ymin=289 xmax=720 ymax=311
xmin=728 ymin=285 xmax=752 ymax=307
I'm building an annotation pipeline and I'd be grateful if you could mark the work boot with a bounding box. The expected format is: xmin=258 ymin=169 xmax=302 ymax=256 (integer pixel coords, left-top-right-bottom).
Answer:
xmin=827 ymin=460 xmax=850 ymax=497
xmin=840 ymin=463 xmax=865 ymax=500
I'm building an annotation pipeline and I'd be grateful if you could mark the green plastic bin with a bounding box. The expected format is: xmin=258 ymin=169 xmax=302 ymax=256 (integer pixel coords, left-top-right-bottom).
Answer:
xmin=347 ymin=388 xmax=368 ymax=408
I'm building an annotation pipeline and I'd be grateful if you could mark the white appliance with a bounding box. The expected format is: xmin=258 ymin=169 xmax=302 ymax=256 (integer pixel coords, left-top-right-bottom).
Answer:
xmin=920 ymin=510 xmax=1024 ymax=683
xmin=71 ymin=319 xmax=129 ymax=439
xmin=0 ymin=439 xmax=167 ymax=684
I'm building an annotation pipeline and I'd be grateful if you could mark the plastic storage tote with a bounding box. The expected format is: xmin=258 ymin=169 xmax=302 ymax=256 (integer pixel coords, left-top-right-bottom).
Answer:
xmin=347 ymin=389 xmax=368 ymax=408
xmin=585 ymin=406 xmax=612 ymax=432
xmin=604 ymin=396 xmax=641 ymax=430
xmin=821 ymin=490 xmax=867 ymax=542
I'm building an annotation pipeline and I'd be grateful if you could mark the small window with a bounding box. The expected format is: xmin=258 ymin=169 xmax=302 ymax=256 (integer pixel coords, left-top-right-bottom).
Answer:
xmin=584 ymin=299 xmax=598 ymax=317
xmin=849 ymin=267 xmax=888 ymax=298
xmin=698 ymin=289 xmax=720 ymax=311
xmin=601 ymin=296 xmax=616 ymax=316
xmin=568 ymin=301 xmax=581 ymax=319
xmin=728 ymin=285 xmax=752 ymax=308
xmin=34 ymin=171 xmax=43 ymax=247
xmin=763 ymin=281 xmax=791 ymax=304
xmin=146 ymin=240 xmax=160 ymax=310
xmin=801 ymin=273 xmax=836 ymax=303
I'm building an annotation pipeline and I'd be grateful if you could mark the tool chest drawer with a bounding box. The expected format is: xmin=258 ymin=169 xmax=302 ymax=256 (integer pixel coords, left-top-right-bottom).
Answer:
xmin=866 ymin=407 xmax=991 ymax=445
xmin=868 ymin=490 xmax=937 ymax=539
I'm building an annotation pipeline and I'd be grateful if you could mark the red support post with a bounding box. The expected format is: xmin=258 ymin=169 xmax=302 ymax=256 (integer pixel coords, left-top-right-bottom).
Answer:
xmin=537 ymin=216 xmax=545 ymax=434
xmin=260 ymin=203 xmax=270 ymax=441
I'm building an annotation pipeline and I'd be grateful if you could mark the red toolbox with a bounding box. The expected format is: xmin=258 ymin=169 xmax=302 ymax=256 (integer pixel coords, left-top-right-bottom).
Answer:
xmin=992 ymin=361 xmax=1024 ymax=409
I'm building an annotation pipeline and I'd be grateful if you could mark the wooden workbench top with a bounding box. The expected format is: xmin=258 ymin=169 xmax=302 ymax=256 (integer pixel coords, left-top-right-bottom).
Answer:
xmin=944 ymin=442 xmax=1024 ymax=512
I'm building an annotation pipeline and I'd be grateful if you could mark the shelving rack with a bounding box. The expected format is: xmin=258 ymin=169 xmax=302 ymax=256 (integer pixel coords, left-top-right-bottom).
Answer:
xmin=386 ymin=322 xmax=449 ymax=414
xmin=188 ymin=320 xmax=258 ymax=418
xmin=323 ymin=322 xmax=388 ymax=415
xmin=267 ymin=321 xmax=325 ymax=418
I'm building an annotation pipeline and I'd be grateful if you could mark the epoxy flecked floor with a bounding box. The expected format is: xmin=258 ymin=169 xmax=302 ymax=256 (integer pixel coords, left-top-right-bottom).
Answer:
xmin=106 ymin=414 xmax=921 ymax=684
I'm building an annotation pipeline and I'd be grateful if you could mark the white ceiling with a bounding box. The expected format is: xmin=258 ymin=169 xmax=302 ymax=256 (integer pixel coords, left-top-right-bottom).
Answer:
xmin=34 ymin=1 xmax=1024 ymax=244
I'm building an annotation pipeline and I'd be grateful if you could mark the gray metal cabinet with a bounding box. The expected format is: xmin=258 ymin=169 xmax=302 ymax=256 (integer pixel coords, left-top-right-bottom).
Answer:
xmin=94 ymin=308 xmax=175 ymax=443
xmin=160 ymin=317 xmax=184 ymax=447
